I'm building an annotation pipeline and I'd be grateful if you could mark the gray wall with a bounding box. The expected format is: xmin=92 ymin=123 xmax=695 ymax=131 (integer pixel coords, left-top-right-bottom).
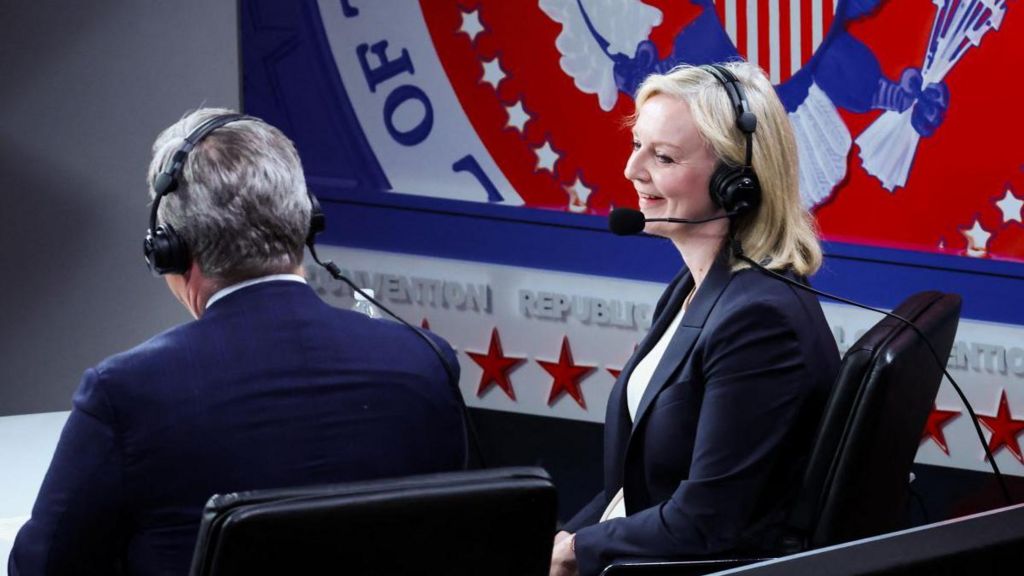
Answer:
xmin=0 ymin=1 xmax=240 ymax=416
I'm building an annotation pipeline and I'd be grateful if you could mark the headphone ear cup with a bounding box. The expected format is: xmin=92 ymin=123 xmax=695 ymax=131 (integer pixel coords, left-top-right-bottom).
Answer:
xmin=726 ymin=167 xmax=761 ymax=214
xmin=709 ymin=164 xmax=761 ymax=214
xmin=708 ymin=162 xmax=735 ymax=210
xmin=144 ymin=223 xmax=190 ymax=275
xmin=306 ymin=192 xmax=326 ymax=246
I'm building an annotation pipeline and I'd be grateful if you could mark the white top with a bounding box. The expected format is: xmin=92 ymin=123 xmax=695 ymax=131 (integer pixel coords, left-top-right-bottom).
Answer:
xmin=601 ymin=298 xmax=689 ymax=522
xmin=205 ymin=274 xmax=307 ymax=310
xmin=626 ymin=304 xmax=687 ymax=420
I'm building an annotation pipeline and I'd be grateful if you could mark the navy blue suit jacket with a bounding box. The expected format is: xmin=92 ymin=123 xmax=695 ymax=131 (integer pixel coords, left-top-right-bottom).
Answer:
xmin=10 ymin=280 xmax=466 ymax=576
xmin=564 ymin=255 xmax=840 ymax=575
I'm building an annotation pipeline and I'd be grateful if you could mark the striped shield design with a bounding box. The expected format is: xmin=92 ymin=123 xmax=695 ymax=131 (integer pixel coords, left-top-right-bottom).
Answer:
xmin=714 ymin=0 xmax=837 ymax=84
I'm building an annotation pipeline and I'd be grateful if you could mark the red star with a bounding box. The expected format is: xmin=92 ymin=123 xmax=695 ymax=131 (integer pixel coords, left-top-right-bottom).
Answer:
xmin=536 ymin=336 xmax=594 ymax=408
xmin=421 ymin=318 xmax=431 ymax=330
xmin=977 ymin=390 xmax=1024 ymax=464
xmin=920 ymin=403 xmax=961 ymax=455
xmin=465 ymin=328 xmax=524 ymax=400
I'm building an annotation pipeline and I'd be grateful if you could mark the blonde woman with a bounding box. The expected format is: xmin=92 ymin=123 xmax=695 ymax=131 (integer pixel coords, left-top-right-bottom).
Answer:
xmin=552 ymin=62 xmax=840 ymax=576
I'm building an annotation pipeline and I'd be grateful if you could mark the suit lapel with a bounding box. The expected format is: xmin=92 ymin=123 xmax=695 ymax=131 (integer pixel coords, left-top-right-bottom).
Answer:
xmin=630 ymin=251 xmax=735 ymax=430
xmin=631 ymin=269 xmax=692 ymax=371
xmin=603 ymin=268 xmax=692 ymax=494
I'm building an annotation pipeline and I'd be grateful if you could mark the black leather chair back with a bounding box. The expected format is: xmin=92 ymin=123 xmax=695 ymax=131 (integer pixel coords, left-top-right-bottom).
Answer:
xmin=790 ymin=291 xmax=962 ymax=548
xmin=189 ymin=466 xmax=557 ymax=576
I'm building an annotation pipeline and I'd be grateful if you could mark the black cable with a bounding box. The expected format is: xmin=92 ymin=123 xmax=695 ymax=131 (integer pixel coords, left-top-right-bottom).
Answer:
xmin=730 ymin=240 xmax=1014 ymax=506
xmin=306 ymin=242 xmax=486 ymax=470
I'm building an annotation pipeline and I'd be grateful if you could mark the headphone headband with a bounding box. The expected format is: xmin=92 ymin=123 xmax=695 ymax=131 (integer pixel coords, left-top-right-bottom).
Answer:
xmin=152 ymin=114 xmax=251 ymax=194
xmin=148 ymin=113 xmax=253 ymax=235
xmin=699 ymin=63 xmax=761 ymax=215
xmin=702 ymin=64 xmax=757 ymax=135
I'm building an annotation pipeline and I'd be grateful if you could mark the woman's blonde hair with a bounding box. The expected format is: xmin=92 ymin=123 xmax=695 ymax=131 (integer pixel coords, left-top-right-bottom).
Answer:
xmin=633 ymin=62 xmax=823 ymax=276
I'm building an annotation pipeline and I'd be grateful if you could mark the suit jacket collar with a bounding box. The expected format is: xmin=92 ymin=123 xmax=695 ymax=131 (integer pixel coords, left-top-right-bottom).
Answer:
xmin=602 ymin=248 xmax=736 ymax=501
xmin=608 ymin=269 xmax=690 ymax=418
xmin=200 ymin=280 xmax=319 ymax=321
xmin=602 ymin=267 xmax=691 ymax=497
xmin=630 ymin=249 xmax=734 ymax=425
xmin=605 ymin=247 xmax=736 ymax=462
xmin=206 ymin=274 xmax=307 ymax=310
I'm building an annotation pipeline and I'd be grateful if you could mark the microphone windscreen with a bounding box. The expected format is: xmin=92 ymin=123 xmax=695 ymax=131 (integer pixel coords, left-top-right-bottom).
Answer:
xmin=608 ymin=208 xmax=647 ymax=236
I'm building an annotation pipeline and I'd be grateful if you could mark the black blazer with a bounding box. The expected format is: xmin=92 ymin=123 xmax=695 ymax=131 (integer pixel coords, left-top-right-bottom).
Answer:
xmin=565 ymin=253 xmax=840 ymax=576
xmin=9 ymin=281 xmax=466 ymax=576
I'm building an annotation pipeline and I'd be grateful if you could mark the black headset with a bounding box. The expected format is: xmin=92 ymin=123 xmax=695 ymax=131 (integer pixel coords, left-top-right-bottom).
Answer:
xmin=144 ymin=113 xmax=325 ymax=275
xmin=701 ymin=64 xmax=762 ymax=215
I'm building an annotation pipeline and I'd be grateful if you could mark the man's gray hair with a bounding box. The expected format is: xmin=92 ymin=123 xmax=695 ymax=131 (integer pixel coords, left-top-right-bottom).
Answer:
xmin=147 ymin=108 xmax=311 ymax=283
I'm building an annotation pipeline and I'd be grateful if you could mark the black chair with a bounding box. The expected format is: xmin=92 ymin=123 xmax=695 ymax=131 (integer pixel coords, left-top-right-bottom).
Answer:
xmin=189 ymin=466 xmax=557 ymax=576
xmin=602 ymin=291 xmax=963 ymax=575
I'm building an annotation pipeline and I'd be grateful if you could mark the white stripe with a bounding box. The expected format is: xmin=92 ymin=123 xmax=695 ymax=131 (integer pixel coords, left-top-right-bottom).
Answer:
xmin=791 ymin=0 xmax=802 ymax=75
xmin=812 ymin=0 xmax=823 ymax=50
xmin=769 ymin=0 xmax=780 ymax=83
xmin=725 ymin=0 xmax=737 ymax=45
xmin=747 ymin=0 xmax=758 ymax=67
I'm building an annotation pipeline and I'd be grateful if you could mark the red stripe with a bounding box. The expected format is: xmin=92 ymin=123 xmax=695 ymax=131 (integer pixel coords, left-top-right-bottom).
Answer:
xmin=779 ymin=0 xmax=792 ymax=81
xmin=822 ymin=0 xmax=834 ymax=42
xmin=801 ymin=0 xmax=813 ymax=66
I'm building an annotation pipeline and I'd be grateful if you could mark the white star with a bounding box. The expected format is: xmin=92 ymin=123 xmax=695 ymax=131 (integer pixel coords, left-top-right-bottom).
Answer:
xmin=960 ymin=218 xmax=991 ymax=254
xmin=505 ymin=99 xmax=530 ymax=133
xmin=481 ymin=57 xmax=505 ymax=90
xmin=567 ymin=174 xmax=593 ymax=213
xmin=460 ymin=8 xmax=485 ymax=42
xmin=995 ymin=187 xmax=1023 ymax=223
xmin=534 ymin=139 xmax=560 ymax=174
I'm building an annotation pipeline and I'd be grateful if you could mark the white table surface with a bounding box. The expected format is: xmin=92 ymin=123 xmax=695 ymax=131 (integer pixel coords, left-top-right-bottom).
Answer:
xmin=0 ymin=411 xmax=69 ymax=566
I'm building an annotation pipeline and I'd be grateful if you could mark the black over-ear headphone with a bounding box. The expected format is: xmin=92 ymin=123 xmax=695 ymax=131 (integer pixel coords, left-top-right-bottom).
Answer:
xmin=701 ymin=64 xmax=762 ymax=215
xmin=144 ymin=113 xmax=325 ymax=275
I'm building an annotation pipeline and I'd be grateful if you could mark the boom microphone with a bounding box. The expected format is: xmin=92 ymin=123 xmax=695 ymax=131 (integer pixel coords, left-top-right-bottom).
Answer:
xmin=608 ymin=208 xmax=647 ymax=235
xmin=607 ymin=208 xmax=736 ymax=236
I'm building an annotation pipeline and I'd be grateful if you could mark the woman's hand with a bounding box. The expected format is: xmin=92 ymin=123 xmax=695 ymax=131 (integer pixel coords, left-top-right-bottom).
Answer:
xmin=550 ymin=531 xmax=579 ymax=576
